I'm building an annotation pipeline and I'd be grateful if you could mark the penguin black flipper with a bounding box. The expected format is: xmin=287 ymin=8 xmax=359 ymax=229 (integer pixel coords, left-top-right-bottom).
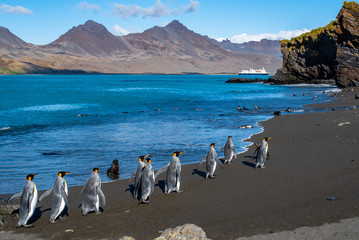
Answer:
xmin=7 ymin=191 xmax=23 ymax=203
xmin=97 ymin=186 xmax=106 ymax=207
xmin=61 ymin=187 xmax=68 ymax=205
xmin=199 ymin=154 xmax=207 ymax=168
xmin=215 ymin=157 xmax=224 ymax=168
xmin=129 ymin=170 xmax=137 ymax=184
xmin=218 ymin=145 xmax=225 ymax=155
xmin=38 ymin=188 xmax=53 ymax=202
xmin=155 ymin=163 xmax=169 ymax=178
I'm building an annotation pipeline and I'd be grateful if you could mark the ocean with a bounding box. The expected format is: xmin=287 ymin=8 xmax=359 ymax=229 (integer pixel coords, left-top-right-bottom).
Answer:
xmin=0 ymin=75 xmax=339 ymax=194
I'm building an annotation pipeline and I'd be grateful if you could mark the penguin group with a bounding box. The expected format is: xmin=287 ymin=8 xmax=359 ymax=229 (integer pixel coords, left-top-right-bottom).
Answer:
xmin=7 ymin=136 xmax=271 ymax=228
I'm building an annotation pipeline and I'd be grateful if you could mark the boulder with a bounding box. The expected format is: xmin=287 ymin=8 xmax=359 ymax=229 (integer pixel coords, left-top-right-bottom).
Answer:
xmin=154 ymin=224 xmax=209 ymax=240
xmin=270 ymin=1 xmax=359 ymax=88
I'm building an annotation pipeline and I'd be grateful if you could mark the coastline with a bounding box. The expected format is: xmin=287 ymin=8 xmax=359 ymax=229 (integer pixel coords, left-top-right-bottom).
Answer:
xmin=1 ymin=87 xmax=359 ymax=239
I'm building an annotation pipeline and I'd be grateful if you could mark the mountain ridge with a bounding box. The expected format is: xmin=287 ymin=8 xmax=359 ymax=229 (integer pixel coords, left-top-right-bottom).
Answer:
xmin=0 ymin=20 xmax=282 ymax=74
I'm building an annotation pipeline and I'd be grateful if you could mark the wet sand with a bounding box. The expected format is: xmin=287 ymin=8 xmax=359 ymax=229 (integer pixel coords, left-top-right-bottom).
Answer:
xmin=1 ymin=87 xmax=359 ymax=240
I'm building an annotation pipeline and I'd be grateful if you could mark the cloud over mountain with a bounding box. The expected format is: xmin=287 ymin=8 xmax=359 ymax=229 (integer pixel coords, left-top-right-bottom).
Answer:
xmin=228 ymin=28 xmax=310 ymax=44
xmin=113 ymin=0 xmax=199 ymax=19
xmin=78 ymin=2 xmax=101 ymax=13
xmin=0 ymin=4 xmax=33 ymax=15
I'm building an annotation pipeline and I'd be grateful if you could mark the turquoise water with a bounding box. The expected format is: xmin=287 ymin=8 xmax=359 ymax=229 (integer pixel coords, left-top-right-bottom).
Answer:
xmin=0 ymin=75 xmax=338 ymax=194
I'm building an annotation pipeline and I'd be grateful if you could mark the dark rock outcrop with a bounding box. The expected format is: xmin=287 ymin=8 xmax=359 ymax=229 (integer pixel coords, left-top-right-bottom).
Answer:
xmin=226 ymin=77 xmax=266 ymax=83
xmin=270 ymin=1 xmax=359 ymax=88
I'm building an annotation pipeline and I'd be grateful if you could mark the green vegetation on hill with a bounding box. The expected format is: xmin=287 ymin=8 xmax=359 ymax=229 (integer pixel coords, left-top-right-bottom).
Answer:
xmin=280 ymin=20 xmax=337 ymax=48
xmin=343 ymin=1 xmax=359 ymax=12
xmin=0 ymin=67 xmax=25 ymax=74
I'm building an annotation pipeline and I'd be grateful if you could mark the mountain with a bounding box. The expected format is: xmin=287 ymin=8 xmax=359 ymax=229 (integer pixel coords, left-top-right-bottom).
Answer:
xmin=122 ymin=20 xmax=228 ymax=58
xmin=270 ymin=1 xmax=359 ymax=88
xmin=0 ymin=20 xmax=282 ymax=74
xmin=209 ymin=38 xmax=281 ymax=57
xmin=47 ymin=20 xmax=129 ymax=57
xmin=0 ymin=26 xmax=30 ymax=49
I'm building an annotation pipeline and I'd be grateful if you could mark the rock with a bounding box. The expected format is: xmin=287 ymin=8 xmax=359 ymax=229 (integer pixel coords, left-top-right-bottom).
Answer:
xmin=119 ymin=237 xmax=135 ymax=240
xmin=154 ymin=224 xmax=209 ymax=240
xmin=273 ymin=111 xmax=282 ymax=116
xmin=240 ymin=125 xmax=253 ymax=129
xmin=269 ymin=1 xmax=359 ymax=88
xmin=338 ymin=121 xmax=350 ymax=126
xmin=226 ymin=78 xmax=266 ymax=83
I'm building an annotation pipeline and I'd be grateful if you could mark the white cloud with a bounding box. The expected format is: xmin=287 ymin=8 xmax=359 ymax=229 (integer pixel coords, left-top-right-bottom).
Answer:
xmin=143 ymin=0 xmax=170 ymax=17
xmin=78 ymin=2 xmax=101 ymax=13
xmin=173 ymin=0 xmax=200 ymax=15
xmin=229 ymin=29 xmax=311 ymax=44
xmin=113 ymin=0 xmax=199 ymax=19
xmin=113 ymin=3 xmax=142 ymax=19
xmin=0 ymin=4 xmax=33 ymax=15
xmin=113 ymin=24 xmax=130 ymax=36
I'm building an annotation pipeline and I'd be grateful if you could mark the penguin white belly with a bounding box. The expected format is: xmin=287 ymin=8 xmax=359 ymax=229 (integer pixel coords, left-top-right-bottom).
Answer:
xmin=211 ymin=161 xmax=217 ymax=175
xmin=95 ymin=194 xmax=100 ymax=211
xmin=176 ymin=176 xmax=180 ymax=191
xmin=25 ymin=185 xmax=38 ymax=224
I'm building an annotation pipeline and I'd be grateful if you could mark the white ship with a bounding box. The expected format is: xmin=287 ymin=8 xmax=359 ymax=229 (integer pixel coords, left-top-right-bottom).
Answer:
xmin=239 ymin=67 xmax=268 ymax=75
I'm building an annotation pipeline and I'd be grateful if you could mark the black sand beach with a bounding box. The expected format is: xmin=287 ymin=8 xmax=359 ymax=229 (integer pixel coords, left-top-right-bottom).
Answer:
xmin=1 ymin=87 xmax=359 ymax=240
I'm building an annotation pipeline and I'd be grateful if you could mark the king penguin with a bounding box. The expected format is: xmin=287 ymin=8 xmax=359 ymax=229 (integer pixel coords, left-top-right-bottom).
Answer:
xmin=8 ymin=174 xmax=38 ymax=228
xmin=255 ymin=137 xmax=271 ymax=168
xmin=218 ymin=136 xmax=237 ymax=164
xmin=39 ymin=171 xmax=69 ymax=223
xmin=139 ymin=158 xmax=155 ymax=203
xmin=199 ymin=143 xmax=223 ymax=179
xmin=129 ymin=155 xmax=148 ymax=199
xmin=155 ymin=151 xmax=183 ymax=194
xmin=80 ymin=168 xmax=105 ymax=215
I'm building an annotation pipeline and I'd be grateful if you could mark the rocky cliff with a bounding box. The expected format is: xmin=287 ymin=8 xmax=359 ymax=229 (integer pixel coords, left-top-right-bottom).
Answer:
xmin=270 ymin=1 xmax=359 ymax=88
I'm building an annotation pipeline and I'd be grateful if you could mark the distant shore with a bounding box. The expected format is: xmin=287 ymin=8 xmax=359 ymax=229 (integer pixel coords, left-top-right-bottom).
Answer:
xmin=1 ymin=87 xmax=359 ymax=240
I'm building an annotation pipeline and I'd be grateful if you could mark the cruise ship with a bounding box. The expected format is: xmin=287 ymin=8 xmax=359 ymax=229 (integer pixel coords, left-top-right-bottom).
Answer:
xmin=238 ymin=67 xmax=268 ymax=75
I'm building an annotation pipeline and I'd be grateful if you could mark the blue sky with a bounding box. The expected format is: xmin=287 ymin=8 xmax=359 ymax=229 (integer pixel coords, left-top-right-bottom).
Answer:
xmin=0 ymin=0 xmax=348 ymax=45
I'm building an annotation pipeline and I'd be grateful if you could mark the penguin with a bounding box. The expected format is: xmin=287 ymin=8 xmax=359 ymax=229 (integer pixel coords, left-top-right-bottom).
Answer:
xmin=129 ymin=155 xmax=148 ymax=199
xmin=199 ymin=143 xmax=223 ymax=179
xmin=107 ymin=159 xmax=119 ymax=177
xmin=218 ymin=136 xmax=237 ymax=164
xmin=255 ymin=137 xmax=271 ymax=168
xmin=80 ymin=168 xmax=105 ymax=215
xmin=139 ymin=158 xmax=154 ymax=203
xmin=8 ymin=174 xmax=38 ymax=228
xmin=155 ymin=151 xmax=183 ymax=194
xmin=38 ymin=171 xmax=69 ymax=223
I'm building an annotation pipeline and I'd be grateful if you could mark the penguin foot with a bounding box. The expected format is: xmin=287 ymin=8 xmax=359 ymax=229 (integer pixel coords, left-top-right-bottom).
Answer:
xmin=209 ymin=175 xmax=216 ymax=179
xmin=49 ymin=219 xmax=57 ymax=224
xmin=59 ymin=215 xmax=67 ymax=220
xmin=176 ymin=190 xmax=183 ymax=193
xmin=23 ymin=224 xmax=34 ymax=228
xmin=95 ymin=211 xmax=103 ymax=215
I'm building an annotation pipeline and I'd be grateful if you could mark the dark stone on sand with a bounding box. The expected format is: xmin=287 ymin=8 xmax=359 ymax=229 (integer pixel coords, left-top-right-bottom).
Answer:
xmin=269 ymin=2 xmax=359 ymax=88
xmin=226 ymin=78 xmax=266 ymax=83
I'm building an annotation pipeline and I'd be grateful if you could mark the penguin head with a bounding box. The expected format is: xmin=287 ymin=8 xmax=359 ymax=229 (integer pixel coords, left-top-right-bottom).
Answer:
xmin=26 ymin=174 xmax=37 ymax=181
xmin=228 ymin=136 xmax=232 ymax=139
xmin=173 ymin=151 xmax=183 ymax=157
xmin=145 ymin=158 xmax=151 ymax=164
xmin=139 ymin=155 xmax=148 ymax=162
xmin=264 ymin=137 xmax=271 ymax=141
xmin=92 ymin=168 xmax=99 ymax=173
xmin=58 ymin=171 xmax=69 ymax=177
xmin=210 ymin=143 xmax=216 ymax=147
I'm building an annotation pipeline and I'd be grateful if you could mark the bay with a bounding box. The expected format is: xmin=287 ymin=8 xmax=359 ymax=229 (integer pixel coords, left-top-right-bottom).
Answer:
xmin=0 ymin=75 xmax=338 ymax=194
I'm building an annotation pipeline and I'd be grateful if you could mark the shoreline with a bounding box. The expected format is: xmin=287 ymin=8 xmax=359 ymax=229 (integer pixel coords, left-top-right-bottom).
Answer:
xmin=1 ymin=87 xmax=359 ymax=239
